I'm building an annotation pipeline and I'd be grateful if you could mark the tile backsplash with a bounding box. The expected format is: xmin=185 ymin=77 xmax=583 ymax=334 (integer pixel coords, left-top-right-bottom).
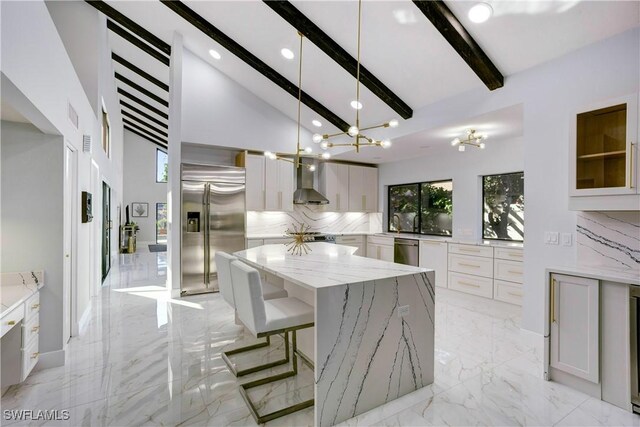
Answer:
xmin=576 ymin=211 xmax=640 ymax=272
xmin=247 ymin=206 xmax=382 ymax=236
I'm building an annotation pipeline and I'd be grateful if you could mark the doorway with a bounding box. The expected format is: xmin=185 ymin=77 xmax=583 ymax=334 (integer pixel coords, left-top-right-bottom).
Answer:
xmin=63 ymin=143 xmax=77 ymax=343
xmin=102 ymin=181 xmax=111 ymax=281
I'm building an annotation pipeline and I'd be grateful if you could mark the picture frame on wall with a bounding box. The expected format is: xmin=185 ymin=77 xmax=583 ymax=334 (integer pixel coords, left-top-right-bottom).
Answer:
xmin=131 ymin=202 xmax=149 ymax=218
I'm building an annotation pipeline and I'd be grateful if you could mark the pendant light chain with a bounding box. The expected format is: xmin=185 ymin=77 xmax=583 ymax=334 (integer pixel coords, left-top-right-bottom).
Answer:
xmin=355 ymin=0 xmax=362 ymax=133
xmin=295 ymin=32 xmax=304 ymax=169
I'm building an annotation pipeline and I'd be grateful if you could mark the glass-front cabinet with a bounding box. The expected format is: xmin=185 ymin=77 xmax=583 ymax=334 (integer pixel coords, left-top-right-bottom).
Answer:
xmin=569 ymin=93 xmax=639 ymax=210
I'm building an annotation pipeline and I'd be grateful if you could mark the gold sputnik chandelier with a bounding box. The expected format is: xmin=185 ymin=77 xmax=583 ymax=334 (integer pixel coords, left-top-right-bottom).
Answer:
xmin=264 ymin=32 xmax=329 ymax=171
xmin=311 ymin=0 xmax=398 ymax=154
xmin=450 ymin=129 xmax=489 ymax=152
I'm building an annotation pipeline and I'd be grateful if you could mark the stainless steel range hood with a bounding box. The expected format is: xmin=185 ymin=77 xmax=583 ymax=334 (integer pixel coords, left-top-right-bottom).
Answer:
xmin=293 ymin=158 xmax=329 ymax=205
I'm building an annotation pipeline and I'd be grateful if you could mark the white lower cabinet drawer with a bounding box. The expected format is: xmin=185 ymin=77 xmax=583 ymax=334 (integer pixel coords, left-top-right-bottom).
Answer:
xmin=1 ymin=305 xmax=25 ymax=338
xmin=21 ymin=337 xmax=39 ymax=381
xmin=448 ymin=253 xmax=493 ymax=278
xmin=367 ymin=235 xmax=394 ymax=246
xmin=494 ymin=258 xmax=524 ymax=283
xmin=448 ymin=243 xmax=493 ymax=258
xmin=25 ymin=292 xmax=40 ymax=321
xmin=494 ymin=280 xmax=523 ymax=306
xmin=494 ymin=247 xmax=524 ymax=261
xmin=448 ymin=272 xmax=493 ymax=298
xmin=23 ymin=314 xmax=40 ymax=346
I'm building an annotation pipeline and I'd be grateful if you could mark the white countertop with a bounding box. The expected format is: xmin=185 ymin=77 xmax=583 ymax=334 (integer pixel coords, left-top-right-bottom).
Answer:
xmin=246 ymin=231 xmax=373 ymax=239
xmin=234 ymin=242 xmax=429 ymax=290
xmin=1 ymin=271 xmax=44 ymax=318
xmin=547 ymin=265 xmax=640 ymax=286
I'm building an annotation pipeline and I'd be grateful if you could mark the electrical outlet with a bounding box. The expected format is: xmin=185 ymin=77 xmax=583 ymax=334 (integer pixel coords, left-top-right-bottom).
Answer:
xmin=397 ymin=305 xmax=410 ymax=318
xmin=561 ymin=233 xmax=573 ymax=247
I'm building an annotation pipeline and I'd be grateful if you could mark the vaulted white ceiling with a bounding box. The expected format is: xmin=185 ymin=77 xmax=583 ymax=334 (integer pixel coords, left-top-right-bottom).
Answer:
xmin=101 ymin=0 xmax=638 ymax=157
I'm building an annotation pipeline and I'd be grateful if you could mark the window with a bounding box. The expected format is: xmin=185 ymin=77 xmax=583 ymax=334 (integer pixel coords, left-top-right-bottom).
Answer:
xmin=388 ymin=180 xmax=453 ymax=236
xmin=101 ymin=107 xmax=110 ymax=157
xmin=156 ymin=203 xmax=167 ymax=243
xmin=156 ymin=149 xmax=168 ymax=183
xmin=483 ymin=172 xmax=524 ymax=241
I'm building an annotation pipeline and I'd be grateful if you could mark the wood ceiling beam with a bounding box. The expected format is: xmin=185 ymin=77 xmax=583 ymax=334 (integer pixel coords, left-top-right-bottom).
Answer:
xmin=115 ymin=72 xmax=169 ymax=107
xmin=264 ymin=1 xmax=413 ymax=120
xmin=160 ymin=0 xmax=351 ymax=132
xmin=412 ymin=0 xmax=503 ymax=90
xmin=107 ymin=20 xmax=170 ymax=66
xmin=121 ymin=110 xmax=169 ymax=138
xmin=120 ymin=100 xmax=168 ymax=129
xmin=123 ymin=119 xmax=168 ymax=145
xmin=124 ymin=124 xmax=168 ymax=149
xmin=112 ymin=53 xmax=169 ymax=91
xmin=118 ymin=88 xmax=169 ymax=119
xmin=86 ymin=0 xmax=171 ymax=55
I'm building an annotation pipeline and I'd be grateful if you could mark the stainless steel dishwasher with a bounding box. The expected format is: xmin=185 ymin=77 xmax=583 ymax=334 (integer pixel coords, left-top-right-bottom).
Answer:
xmin=394 ymin=238 xmax=419 ymax=266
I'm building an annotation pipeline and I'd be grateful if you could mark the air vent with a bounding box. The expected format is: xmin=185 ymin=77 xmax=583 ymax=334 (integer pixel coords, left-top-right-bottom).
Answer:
xmin=68 ymin=102 xmax=78 ymax=129
xmin=83 ymin=135 xmax=91 ymax=153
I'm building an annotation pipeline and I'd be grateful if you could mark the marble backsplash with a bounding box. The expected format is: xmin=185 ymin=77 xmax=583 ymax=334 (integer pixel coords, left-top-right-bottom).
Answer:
xmin=576 ymin=211 xmax=640 ymax=272
xmin=247 ymin=206 xmax=382 ymax=236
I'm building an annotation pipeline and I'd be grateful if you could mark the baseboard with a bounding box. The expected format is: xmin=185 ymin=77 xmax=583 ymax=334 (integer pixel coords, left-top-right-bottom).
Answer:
xmin=36 ymin=349 xmax=65 ymax=370
xmin=78 ymin=304 xmax=92 ymax=335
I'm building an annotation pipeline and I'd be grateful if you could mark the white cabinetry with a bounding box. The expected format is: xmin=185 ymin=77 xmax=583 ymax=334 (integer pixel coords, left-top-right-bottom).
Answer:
xmin=348 ymin=165 xmax=377 ymax=212
xmin=447 ymin=244 xmax=494 ymax=298
xmin=237 ymin=152 xmax=294 ymax=212
xmin=569 ymin=93 xmax=640 ymax=210
xmin=550 ymin=273 xmax=599 ymax=383
xmin=336 ymin=235 xmax=366 ymax=256
xmin=318 ymin=163 xmax=349 ymax=212
xmin=419 ymin=240 xmax=448 ymax=288
xmin=493 ymin=247 xmax=524 ymax=306
xmin=366 ymin=235 xmax=394 ymax=262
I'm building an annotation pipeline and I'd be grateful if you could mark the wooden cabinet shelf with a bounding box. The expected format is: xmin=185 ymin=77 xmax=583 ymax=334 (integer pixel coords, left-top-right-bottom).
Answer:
xmin=577 ymin=150 xmax=626 ymax=160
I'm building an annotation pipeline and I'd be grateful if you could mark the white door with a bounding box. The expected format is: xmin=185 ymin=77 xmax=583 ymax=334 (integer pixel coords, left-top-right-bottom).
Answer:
xmin=91 ymin=160 xmax=100 ymax=297
xmin=245 ymin=154 xmax=265 ymax=211
xmin=348 ymin=165 xmax=364 ymax=211
xmin=419 ymin=240 xmax=448 ymax=288
xmin=550 ymin=273 xmax=600 ymax=383
xmin=264 ymin=158 xmax=279 ymax=211
xmin=363 ymin=167 xmax=378 ymax=212
xmin=63 ymin=144 xmax=77 ymax=342
xmin=278 ymin=160 xmax=294 ymax=212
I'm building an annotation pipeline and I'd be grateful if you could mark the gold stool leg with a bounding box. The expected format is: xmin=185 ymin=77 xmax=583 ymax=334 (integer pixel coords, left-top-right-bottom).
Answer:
xmin=222 ymin=334 xmax=290 ymax=377
xmin=239 ymin=329 xmax=315 ymax=424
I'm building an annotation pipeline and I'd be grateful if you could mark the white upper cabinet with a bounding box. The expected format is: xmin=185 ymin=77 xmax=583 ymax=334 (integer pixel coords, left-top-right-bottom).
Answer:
xmin=319 ymin=162 xmax=349 ymax=212
xmin=265 ymin=158 xmax=294 ymax=212
xmin=237 ymin=152 xmax=294 ymax=212
xmin=348 ymin=165 xmax=378 ymax=212
xmin=569 ymin=93 xmax=640 ymax=210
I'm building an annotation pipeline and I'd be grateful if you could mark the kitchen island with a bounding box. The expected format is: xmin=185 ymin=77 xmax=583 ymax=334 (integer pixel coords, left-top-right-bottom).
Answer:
xmin=234 ymin=242 xmax=435 ymax=426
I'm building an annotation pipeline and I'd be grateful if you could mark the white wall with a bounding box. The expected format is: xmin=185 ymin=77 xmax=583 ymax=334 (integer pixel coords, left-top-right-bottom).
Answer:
xmin=181 ymin=48 xmax=313 ymax=152
xmin=1 ymin=121 xmax=64 ymax=356
xmin=0 ymin=0 xmax=124 ymax=363
xmin=123 ymin=130 xmax=167 ymax=243
xmin=379 ymin=136 xmax=523 ymax=240
xmin=380 ymin=28 xmax=639 ymax=335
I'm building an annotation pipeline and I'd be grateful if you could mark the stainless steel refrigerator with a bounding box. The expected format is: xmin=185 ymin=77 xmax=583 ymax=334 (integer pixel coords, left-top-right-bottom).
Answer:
xmin=181 ymin=163 xmax=246 ymax=296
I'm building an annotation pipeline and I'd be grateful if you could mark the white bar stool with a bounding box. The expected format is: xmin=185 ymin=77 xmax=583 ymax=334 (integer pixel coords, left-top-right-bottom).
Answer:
xmin=230 ymin=260 xmax=315 ymax=424
xmin=215 ymin=251 xmax=289 ymax=377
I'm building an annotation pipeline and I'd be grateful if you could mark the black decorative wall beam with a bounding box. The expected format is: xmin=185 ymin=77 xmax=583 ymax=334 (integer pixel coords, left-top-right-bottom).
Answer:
xmin=123 ymin=118 xmax=168 ymax=144
xmin=264 ymin=1 xmax=413 ymax=119
xmin=112 ymin=53 xmax=169 ymax=91
xmin=115 ymin=72 xmax=169 ymax=107
xmin=124 ymin=124 xmax=168 ymax=148
xmin=118 ymin=88 xmax=169 ymax=119
xmin=86 ymin=0 xmax=171 ymax=55
xmin=121 ymin=110 xmax=169 ymax=138
xmin=120 ymin=100 xmax=168 ymax=129
xmin=412 ymin=0 xmax=503 ymax=90
xmin=107 ymin=20 xmax=170 ymax=66
xmin=160 ymin=0 xmax=350 ymax=132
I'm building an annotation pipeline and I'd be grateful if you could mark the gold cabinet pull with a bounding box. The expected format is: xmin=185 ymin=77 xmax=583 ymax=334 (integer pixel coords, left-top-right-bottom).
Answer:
xmin=7 ymin=320 xmax=16 ymax=326
xmin=459 ymin=263 xmax=480 ymax=268
xmin=31 ymin=303 xmax=40 ymax=309
xmin=551 ymin=278 xmax=557 ymax=323
xmin=508 ymin=252 xmax=523 ymax=258
xmin=507 ymin=270 xmax=522 ymax=274
xmin=459 ymin=280 xmax=480 ymax=288
xmin=507 ymin=291 xmax=522 ymax=297
xmin=31 ymin=325 xmax=40 ymax=332
xmin=459 ymin=247 xmax=480 ymax=253
xmin=336 ymin=193 xmax=340 ymax=211
xmin=361 ymin=195 xmax=366 ymax=211
xmin=31 ymin=352 xmax=39 ymax=359
xmin=630 ymin=142 xmax=635 ymax=189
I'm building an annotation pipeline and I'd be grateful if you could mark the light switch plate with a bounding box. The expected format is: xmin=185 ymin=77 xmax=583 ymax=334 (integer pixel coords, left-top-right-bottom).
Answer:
xmin=397 ymin=305 xmax=410 ymax=318
xmin=545 ymin=231 xmax=559 ymax=245
xmin=561 ymin=233 xmax=573 ymax=247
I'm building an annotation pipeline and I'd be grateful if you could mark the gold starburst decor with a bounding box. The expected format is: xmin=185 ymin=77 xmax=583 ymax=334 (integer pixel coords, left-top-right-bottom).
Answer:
xmin=285 ymin=223 xmax=314 ymax=256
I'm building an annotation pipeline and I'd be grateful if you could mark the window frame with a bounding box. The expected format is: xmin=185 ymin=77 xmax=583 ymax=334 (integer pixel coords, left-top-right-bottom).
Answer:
xmin=156 ymin=148 xmax=168 ymax=183
xmin=156 ymin=202 xmax=167 ymax=244
xmin=387 ymin=178 xmax=453 ymax=237
xmin=101 ymin=106 xmax=110 ymax=158
xmin=481 ymin=171 xmax=525 ymax=242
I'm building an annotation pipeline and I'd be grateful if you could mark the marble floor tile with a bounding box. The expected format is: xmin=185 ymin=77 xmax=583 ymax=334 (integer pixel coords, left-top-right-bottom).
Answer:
xmin=3 ymin=252 xmax=639 ymax=427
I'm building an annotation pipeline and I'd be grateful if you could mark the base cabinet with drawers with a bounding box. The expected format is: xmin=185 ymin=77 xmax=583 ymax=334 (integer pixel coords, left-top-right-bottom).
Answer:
xmin=366 ymin=235 xmax=394 ymax=262
xmin=418 ymin=240 xmax=448 ymax=288
xmin=493 ymin=247 xmax=524 ymax=305
xmin=336 ymin=235 xmax=366 ymax=256
xmin=1 ymin=289 xmax=41 ymax=387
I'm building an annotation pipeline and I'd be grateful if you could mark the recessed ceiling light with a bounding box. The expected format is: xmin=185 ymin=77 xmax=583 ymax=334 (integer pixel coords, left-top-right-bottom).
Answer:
xmin=281 ymin=48 xmax=295 ymax=60
xmin=468 ymin=3 xmax=493 ymax=23
xmin=312 ymin=119 xmax=322 ymax=127
xmin=350 ymin=100 xmax=363 ymax=110
xmin=209 ymin=49 xmax=221 ymax=60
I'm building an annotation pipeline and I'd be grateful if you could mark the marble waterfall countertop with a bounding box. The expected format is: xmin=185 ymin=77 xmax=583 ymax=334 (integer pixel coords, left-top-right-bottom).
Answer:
xmin=234 ymin=242 xmax=428 ymax=290
xmin=0 ymin=271 xmax=44 ymax=318
xmin=546 ymin=265 xmax=640 ymax=286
